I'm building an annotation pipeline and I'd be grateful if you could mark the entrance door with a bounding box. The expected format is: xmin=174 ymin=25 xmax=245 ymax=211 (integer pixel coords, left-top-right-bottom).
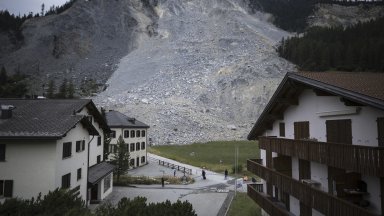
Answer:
xmin=136 ymin=157 xmax=140 ymax=167
xmin=91 ymin=185 xmax=98 ymax=200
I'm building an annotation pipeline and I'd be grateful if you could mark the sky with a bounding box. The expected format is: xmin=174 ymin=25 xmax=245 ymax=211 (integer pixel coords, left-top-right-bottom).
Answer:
xmin=0 ymin=0 xmax=69 ymax=16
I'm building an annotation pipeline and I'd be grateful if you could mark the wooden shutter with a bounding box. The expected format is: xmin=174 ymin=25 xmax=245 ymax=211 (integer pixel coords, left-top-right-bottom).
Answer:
xmin=97 ymin=136 xmax=101 ymax=146
xmin=326 ymin=119 xmax=352 ymax=144
xmin=294 ymin=121 xmax=309 ymax=140
xmin=378 ymin=118 xmax=384 ymax=147
xmin=0 ymin=144 xmax=5 ymax=161
xmin=4 ymin=180 xmax=13 ymax=197
xmin=0 ymin=180 xmax=3 ymax=196
xmin=279 ymin=123 xmax=285 ymax=137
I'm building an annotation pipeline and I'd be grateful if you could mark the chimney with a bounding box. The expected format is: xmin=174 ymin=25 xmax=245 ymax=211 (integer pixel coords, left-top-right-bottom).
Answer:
xmin=128 ymin=118 xmax=136 ymax=124
xmin=1 ymin=105 xmax=16 ymax=119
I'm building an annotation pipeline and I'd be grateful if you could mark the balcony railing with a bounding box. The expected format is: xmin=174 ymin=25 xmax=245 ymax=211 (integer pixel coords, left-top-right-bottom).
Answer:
xmin=248 ymin=184 xmax=291 ymax=216
xmin=259 ymin=137 xmax=384 ymax=177
xmin=247 ymin=159 xmax=378 ymax=216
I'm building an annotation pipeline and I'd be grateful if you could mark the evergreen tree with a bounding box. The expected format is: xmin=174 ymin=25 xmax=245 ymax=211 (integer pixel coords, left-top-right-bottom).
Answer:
xmin=57 ymin=79 xmax=67 ymax=99
xmin=67 ymin=80 xmax=75 ymax=98
xmin=0 ymin=66 xmax=7 ymax=85
xmin=47 ymin=80 xmax=55 ymax=99
xmin=110 ymin=135 xmax=130 ymax=182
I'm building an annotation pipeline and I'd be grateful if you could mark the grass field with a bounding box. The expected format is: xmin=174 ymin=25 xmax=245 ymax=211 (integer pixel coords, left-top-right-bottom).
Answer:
xmin=148 ymin=140 xmax=259 ymax=175
xmin=149 ymin=140 xmax=261 ymax=216
xmin=227 ymin=193 xmax=261 ymax=216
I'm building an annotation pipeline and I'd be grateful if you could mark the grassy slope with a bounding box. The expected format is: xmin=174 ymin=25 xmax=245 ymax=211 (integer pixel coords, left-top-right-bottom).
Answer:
xmin=149 ymin=140 xmax=259 ymax=173
xmin=227 ymin=193 xmax=261 ymax=216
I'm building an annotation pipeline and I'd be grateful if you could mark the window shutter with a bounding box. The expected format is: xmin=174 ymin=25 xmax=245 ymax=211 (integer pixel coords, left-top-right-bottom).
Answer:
xmin=4 ymin=180 xmax=13 ymax=197
xmin=76 ymin=141 xmax=80 ymax=152
xmin=82 ymin=140 xmax=85 ymax=150
xmin=0 ymin=144 xmax=5 ymax=161
xmin=294 ymin=121 xmax=309 ymax=140
xmin=378 ymin=117 xmax=384 ymax=147
xmin=326 ymin=119 xmax=352 ymax=144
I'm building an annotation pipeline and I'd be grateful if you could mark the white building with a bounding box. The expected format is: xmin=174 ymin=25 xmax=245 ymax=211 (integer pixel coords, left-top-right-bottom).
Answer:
xmin=105 ymin=111 xmax=149 ymax=168
xmin=0 ymin=99 xmax=114 ymax=204
xmin=247 ymin=72 xmax=384 ymax=216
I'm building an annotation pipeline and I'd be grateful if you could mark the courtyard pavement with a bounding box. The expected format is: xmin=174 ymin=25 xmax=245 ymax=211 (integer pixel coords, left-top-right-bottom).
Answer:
xmin=94 ymin=153 xmax=249 ymax=216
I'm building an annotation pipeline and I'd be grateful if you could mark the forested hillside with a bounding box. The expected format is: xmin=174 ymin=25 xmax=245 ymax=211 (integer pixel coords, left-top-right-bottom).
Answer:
xmin=277 ymin=16 xmax=384 ymax=72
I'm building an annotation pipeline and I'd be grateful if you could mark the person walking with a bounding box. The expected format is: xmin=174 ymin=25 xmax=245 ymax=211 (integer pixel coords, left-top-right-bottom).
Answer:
xmin=174 ymin=168 xmax=176 ymax=177
xmin=202 ymin=169 xmax=206 ymax=180
xmin=224 ymin=169 xmax=228 ymax=180
xmin=161 ymin=177 xmax=165 ymax=187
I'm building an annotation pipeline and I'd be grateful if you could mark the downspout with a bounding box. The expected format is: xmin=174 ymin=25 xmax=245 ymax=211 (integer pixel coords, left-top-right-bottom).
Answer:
xmin=86 ymin=135 xmax=95 ymax=206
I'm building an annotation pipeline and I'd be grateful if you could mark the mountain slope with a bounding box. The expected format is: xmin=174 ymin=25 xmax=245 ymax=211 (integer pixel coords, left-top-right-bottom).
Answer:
xmin=0 ymin=0 xmax=158 ymax=92
xmin=95 ymin=0 xmax=294 ymax=144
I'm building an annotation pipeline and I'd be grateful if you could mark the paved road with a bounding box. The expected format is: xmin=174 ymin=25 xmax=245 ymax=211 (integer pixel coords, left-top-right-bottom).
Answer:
xmin=95 ymin=153 xmax=248 ymax=216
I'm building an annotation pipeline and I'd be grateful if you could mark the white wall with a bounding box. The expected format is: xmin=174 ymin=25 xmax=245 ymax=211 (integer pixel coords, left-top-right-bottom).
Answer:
xmin=109 ymin=127 xmax=148 ymax=167
xmin=55 ymin=123 xmax=89 ymax=201
xmin=312 ymin=208 xmax=325 ymax=216
xmin=266 ymin=89 xmax=384 ymax=147
xmin=311 ymin=162 xmax=328 ymax=192
xmin=291 ymin=157 xmax=299 ymax=180
xmin=100 ymin=173 xmax=113 ymax=200
xmin=290 ymin=195 xmax=300 ymax=216
xmin=0 ymin=140 xmax=56 ymax=200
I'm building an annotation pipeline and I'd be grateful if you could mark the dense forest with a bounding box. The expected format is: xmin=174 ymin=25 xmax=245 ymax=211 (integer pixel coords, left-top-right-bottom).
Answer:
xmin=249 ymin=0 xmax=384 ymax=32
xmin=0 ymin=0 xmax=76 ymax=42
xmin=277 ymin=16 xmax=384 ymax=72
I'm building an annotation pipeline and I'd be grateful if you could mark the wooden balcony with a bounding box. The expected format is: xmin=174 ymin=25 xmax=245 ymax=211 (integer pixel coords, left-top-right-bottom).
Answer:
xmin=247 ymin=159 xmax=378 ymax=216
xmin=248 ymin=184 xmax=292 ymax=216
xmin=259 ymin=137 xmax=384 ymax=177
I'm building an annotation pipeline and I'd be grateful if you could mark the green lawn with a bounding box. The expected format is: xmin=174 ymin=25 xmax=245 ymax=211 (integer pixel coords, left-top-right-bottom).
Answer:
xmin=228 ymin=193 xmax=261 ymax=216
xmin=148 ymin=140 xmax=261 ymax=216
xmin=148 ymin=140 xmax=259 ymax=174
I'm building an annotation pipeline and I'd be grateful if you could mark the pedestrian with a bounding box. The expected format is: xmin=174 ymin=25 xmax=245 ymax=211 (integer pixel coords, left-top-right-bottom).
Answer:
xmin=174 ymin=169 xmax=176 ymax=177
xmin=202 ymin=169 xmax=206 ymax=180
xmin=161 ymin=177 xmax=164 ymax=187
xmin=224 ymin=169 xmax=228 ymax=180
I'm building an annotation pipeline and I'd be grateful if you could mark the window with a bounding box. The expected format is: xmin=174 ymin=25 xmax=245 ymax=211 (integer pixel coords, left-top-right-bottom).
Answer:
xmin=104 ymin=174 xmax=111 ymax=192
xmin=97 ymin=136 xmax=101 ymax=146
xmin=326 ymin=119 xmax=352 ymax=144
xmin=62 ymin=142 xmax=72 ymax=158
xmin=142 ymin=130 xmax=146 ymax=137
xmin=77 ymin=168 xmax=82 ymax=180
xmin=130 ymin=130 xmax=135 ymax=138
xmin=110 ymin=144 xmax=117 ymax=153
xmin=141 ymin=142 xmax=146 ymax=150
xmin=97 ymin=155 xmax=101 ymax=164
xmin=62 ymin=173 xmax=71 ymax=189
xmin=76 ymin=140 xmax=85 ymax=152
xmin=0 ymin=180 xmax=13 ymax=197
xmin=0 ymin=144 xmax=5 ymax=161
xmin=130 ymin=143 xmax=135 ymax=152
xmin=124 ymin=130 xmax=129 ymax=138
xmin=136 ymin=142 xmax=140 ymax=151
xmin=294 ymin=121 xmax=309 ymax=140
xmin=279 ymin=123 xmax=285 ymax=137
xmin=141 ymin=156 xmax=146 ymax=163
xmin=136 ymin=130 xmax=140 ymax=137
xmin=110 ymin=130 xmax=116 ymax=138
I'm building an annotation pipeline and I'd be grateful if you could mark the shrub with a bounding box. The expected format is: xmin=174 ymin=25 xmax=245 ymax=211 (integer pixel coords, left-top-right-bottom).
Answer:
xmin=231 ymin=164 xmax=243 ymax=174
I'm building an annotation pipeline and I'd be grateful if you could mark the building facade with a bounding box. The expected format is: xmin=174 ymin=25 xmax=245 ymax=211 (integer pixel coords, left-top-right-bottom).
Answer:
xmin=247 ymin=72 xmax=384 ymax=216
xmin=0 ymin=99 xmax=114 ymax=204
xmin=105 ymin=111 xmax=150 ymax=168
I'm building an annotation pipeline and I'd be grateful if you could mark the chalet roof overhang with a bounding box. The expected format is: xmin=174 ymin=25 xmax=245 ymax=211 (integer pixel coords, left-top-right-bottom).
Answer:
xmin=88 ymin=162 xmax=115 ymax=185
xmin=247 ymin=72 xmax=384 ymax=140
xmin=109 ymin=125 xmax=150 ymax=129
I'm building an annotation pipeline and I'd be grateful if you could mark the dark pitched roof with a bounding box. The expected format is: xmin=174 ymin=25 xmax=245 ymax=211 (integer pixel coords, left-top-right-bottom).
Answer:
xmin=105 ymin=111 xmax=149 ymax=128
xmin=0 ymin=99 xmax=101 ymax=140
xmin=248 ymin=72 xmax=384 ymax=140
xmin=88 ymin=162 xmax=115 ymax=185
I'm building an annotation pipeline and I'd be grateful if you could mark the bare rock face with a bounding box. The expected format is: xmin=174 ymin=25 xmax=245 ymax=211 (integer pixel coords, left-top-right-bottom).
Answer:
xmin=0 ymin=0 xmax=158 ymax=92
xmin=94 ymin=0 xmax=295 ymax=145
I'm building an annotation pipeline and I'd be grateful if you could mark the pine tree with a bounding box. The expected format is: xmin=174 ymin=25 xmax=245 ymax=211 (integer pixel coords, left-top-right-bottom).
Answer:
xmin=57 ymin=79 xmax=67 ymax=99
xmin=47 ymin=80 xmax=55 ymax=99
xmin=110 ymin=135 xmax=130 ymax=182
xmin=67 ymin=80 xmax=75 ymax=98
xmin=0 ymin=66 xmax=7 ymax=85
